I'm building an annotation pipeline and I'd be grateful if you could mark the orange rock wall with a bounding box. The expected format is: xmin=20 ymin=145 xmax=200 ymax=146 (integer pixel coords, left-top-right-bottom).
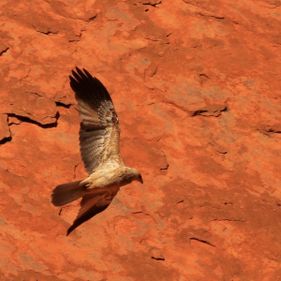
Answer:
xmin=0 ymin=0 xmax=281 ymax=280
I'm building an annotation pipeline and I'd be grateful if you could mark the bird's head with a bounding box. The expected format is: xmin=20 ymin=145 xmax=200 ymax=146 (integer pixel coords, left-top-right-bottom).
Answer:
xmin=125 ymin=167 xmax=143 ymax=184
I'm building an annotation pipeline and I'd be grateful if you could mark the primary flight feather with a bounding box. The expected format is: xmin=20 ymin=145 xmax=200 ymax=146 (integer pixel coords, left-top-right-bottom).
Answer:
xmin=51 ymin=67 xmax=143 ymax=235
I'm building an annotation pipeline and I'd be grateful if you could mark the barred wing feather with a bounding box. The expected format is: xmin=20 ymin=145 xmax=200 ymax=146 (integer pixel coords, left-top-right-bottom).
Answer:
xmin=69 ymin=67 xmax=122 ymax=173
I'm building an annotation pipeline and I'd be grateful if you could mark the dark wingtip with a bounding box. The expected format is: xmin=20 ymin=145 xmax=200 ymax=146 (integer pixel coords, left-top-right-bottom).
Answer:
xmin=66 ymin=219 xmax=81 ymax=236
xmin=66 ymin=226 xmax=74 ymax=236
xmin=69 ymin=75 xmax=75 ymax=83
xmin=68 ymin=67 xmax=112 ymax=101
xmin=69 ymin=67 xmax=92 ymax=81
xmin=82 ymin=68 xmax=93 ymax=79
xmin=75 ymin=67 xmax=83 ymax=77
xmin=65 ymin=204 xmax=109 ymax=236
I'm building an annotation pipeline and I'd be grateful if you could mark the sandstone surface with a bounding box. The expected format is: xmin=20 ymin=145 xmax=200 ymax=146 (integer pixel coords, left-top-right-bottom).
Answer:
xmin=0 ymin=0 xmax=281 ymax=280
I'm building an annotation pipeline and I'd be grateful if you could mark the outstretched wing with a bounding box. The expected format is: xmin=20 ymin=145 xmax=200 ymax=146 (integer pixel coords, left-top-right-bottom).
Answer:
xmin=69 ymin=67 xmax=122 ymax=174
xmin=66 ymin=187 xmax=119 ymax=235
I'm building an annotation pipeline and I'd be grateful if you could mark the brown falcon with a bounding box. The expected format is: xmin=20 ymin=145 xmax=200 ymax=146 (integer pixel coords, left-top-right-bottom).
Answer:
xmin=51 ymin=67 xmax=143 ymax=235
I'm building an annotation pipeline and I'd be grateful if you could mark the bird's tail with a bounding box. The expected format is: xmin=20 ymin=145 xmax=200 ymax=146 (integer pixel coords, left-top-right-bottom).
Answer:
xmin=51 ymin=180 xmax=86 ymax=206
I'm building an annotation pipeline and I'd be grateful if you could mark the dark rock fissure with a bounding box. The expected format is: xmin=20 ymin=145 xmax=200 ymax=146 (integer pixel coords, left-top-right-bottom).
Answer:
xmin=55 ymin=101 xmax=73 ymax=108
xmin=142 ymin=1 xmax=162 ymax=7
xmin=7 ymin=112 xmax=59 ymax=129
xmin=189 ymin=237 xmax=216 ymax=247
xmin=151 ymin=256 xmax=165 ymax=261
xmin=0 ymin=136 xmax=12 ymax=145
xmin=192 ymin=106 xmax=228 ymax=117
xmin=0 ymin=47 xmax=9 ymax=56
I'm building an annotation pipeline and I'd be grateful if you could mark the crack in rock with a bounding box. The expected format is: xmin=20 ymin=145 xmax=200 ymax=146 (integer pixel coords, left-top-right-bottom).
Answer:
xmin=7 ymin=116 xmax=22 ymax=126
xmin=151 ymin=255 xmax=165 ymax=261
xmin=211 ymin=218 xmax=245 ymax=222
xmin=260 ymin=125 xmax=281 ymax=136
xmin=160 ymin=163 xmax=169 ymax=171
xmin=0 ymin=135 xmax=11 ymax=145
xmin=0 ymin=47 xmax=9 ymax=56
xmin=33 ymin=24 xmax=59 ymax=35
xmin=0 ymin=91 xmax=73 ymax=145
xmin=197 ymin=12 xmax=239 ymax=25
xmin=183 ymin=1 xmax=239 ymax=24
xmin=158 ymin=149 xmax=169 ymax=172
xmin=190 ymin=237 xmax=216 ymax=247
xmin=36 ymin=30 xmax=58 ymax=35
xmin=2 ymin=90 xmax=60 ymax=127
xmin=7 ymin=112 xmax=59 ymax=129
xmin=87 ymin=15 xmax=97 ymax=22
xmin=142 ymin=1 xmax=162 ymax=7
xmin=208 ymin=141 xmax=228 ymax=155
xmin=150 ymin=247 xmax=165 ymax=261
xmin=55 ymin=101 xmax=72 ymax=108
xmin=0 ymin=114 xmax=12 ymax=144
xmin=192 ymin=105 xmax=228 ymax=117
xmin=197 ymin=12 xmax=225 ymax=20
xmin=198 ymin=73 xmax=209 ymax=85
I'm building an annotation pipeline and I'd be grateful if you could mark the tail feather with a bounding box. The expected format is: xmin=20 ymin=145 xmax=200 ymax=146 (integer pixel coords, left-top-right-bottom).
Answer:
xmin=51 ymin=180 xmax=86 ymax=206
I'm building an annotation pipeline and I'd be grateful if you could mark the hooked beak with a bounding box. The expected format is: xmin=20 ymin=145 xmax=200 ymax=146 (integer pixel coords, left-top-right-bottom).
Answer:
xmin=138 ymin=175 xmax=144 ymax=184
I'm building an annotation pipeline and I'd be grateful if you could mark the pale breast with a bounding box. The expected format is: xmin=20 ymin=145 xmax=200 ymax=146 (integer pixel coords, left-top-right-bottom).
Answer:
xmin=82 ymin=161 xmax=125 ymax=189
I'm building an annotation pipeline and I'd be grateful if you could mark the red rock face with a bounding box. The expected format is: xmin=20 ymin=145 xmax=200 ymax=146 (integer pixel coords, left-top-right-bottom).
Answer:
xmin=0 ymin=0 xmax=281 ymax=280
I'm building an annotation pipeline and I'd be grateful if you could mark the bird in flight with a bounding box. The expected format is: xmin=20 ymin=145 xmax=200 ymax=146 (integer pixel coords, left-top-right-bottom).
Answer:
xmin=51 ymin=67 xmax=143 ymax=235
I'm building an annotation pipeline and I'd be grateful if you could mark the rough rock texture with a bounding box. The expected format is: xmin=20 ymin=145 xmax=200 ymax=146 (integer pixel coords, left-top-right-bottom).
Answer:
xmin=0 ymin=0 xmax=281 ymax=280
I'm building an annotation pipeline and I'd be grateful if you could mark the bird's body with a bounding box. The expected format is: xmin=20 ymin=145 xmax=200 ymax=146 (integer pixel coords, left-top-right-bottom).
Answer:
xmin=82 ymin=164 xmax=141 ymax=188
xmin=51 ymin=67 xmax=142 ymax=235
